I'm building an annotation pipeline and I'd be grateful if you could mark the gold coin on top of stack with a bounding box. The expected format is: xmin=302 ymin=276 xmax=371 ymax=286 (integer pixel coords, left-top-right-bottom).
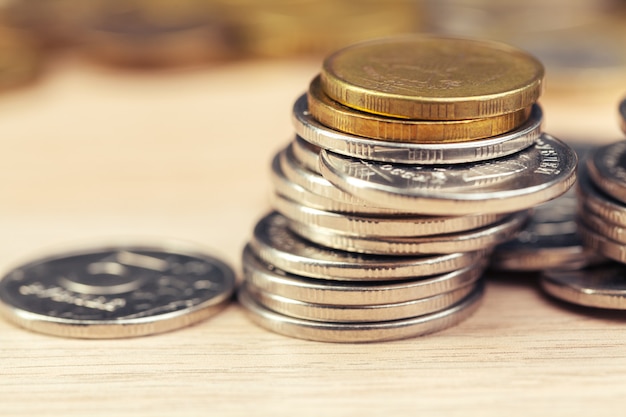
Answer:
xmin=240 ymin=35 xmax=577 ymax=343
xmin=320 ymin=35 xmax=544 ymax=120
xmin=307 ymin=75 xmax=533 ymax=142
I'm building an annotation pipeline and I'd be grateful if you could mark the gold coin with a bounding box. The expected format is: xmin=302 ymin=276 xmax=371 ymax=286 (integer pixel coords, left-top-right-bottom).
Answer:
xmin=321 ymin=35 xmax=544 ymax=120
xmin=308 ymin=75 xmax=532 ymax=142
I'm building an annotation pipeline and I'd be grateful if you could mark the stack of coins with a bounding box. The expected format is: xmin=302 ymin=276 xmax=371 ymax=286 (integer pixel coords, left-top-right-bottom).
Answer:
xmin=540 ymin=99 xmax=626 ymax=309
xmin=240 ymin=36 xmax=578 ymax=342
xmin=490 ymin=144 xmax=598 ymax=271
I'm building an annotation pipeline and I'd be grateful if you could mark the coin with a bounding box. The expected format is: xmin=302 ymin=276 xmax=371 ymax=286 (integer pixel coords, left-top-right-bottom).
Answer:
xmin=319 ymin=134 xmax=577 ymax=215
xmin=320 ymin=35 xmax=544 ymax=120
xmin=307 ymin=75 xmax=532 ymax=142
xmin=248 ymin=213 xmax=486 ymax=280
xmin=0 ymin=242 xmax=236 ymax=338
xmin=582 ymin=210 xmax=626 ymax=244
xmin=279 ymin=143 xmax=422 ymax=215
xmin=80 ymin=1 xmax=235 ymax=67
xmin=291 ymin=135 xmax=321 ymax=174
xmin=586 ymin=140 xmax=626 ymax=204
xmin=272 ymin=193 xmax=507 ymax=238
xmin=288 ymin=211 xmax=528 ymax=256
xmin=242 ymin=246 xmax=485 ymax=305
xmin=578 ymin=222 xmax=626 ymax=264
xmin=238 ymin=282 xmax=483 ymax=342
xmin=577 ymin=164 xmax=626 ymax=228
xmin=541 ymin=262 xmax=626 ymax=310
xmin=292 ymin=94 xmax=542 ymax=164
xmin=619 ymin=98 xmax=626 ymax=133
xmin=270 ymin=152 xmax=399 ymax=215
xmin=245 ymin=280 xmax=477 ymax=322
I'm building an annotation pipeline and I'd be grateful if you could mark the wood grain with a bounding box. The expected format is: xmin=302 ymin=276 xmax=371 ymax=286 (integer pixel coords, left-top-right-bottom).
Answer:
xmin=1 ymin=56 xmax=626 ymax=417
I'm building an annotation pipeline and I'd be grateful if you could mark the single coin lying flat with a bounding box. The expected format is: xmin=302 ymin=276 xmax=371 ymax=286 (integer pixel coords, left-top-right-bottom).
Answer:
xmin=0 ymin=242 xmax=236 ymax=338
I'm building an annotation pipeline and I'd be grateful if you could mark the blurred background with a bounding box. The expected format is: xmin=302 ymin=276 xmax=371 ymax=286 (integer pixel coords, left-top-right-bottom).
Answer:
xmin=0 ymin=0 xmax=624 ymax=264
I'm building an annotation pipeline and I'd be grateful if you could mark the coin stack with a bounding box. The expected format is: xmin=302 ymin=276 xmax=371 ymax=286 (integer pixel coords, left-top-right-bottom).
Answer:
xmin=240 ymin=36 xmax=578 ymax=343
xmin=541 ymin=99 xmax=626 ymax=309
xmin=490 ymin=143 xmax=598 ymax=272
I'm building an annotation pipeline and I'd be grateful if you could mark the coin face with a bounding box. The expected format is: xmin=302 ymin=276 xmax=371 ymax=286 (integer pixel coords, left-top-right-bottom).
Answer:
xmin=321 ymin=35 xmax=544 ymax=120
xmin=542 ymin=262 xmax=626 ymax=310
xmin=319 ymin=134 xmax=577 ymax=215
xmin=292 ymin=94 xmax=541 ymax=165
xmin=0 ymin=243 xmax=236 ymax=338
xmin=586 ymin=140 xmax=626 ymax=204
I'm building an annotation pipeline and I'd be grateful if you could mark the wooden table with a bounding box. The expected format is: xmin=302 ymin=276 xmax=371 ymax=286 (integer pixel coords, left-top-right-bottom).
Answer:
xmin=2 ymin=56 xmax=626 ymax=416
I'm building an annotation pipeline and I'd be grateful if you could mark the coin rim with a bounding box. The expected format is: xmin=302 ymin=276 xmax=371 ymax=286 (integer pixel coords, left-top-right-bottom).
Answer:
xmin=238 ymin=281 xmax=484 ymax=342
xmin=308 ymin=75 xmax=533 ymax=142
xmin=292 ymin=94 xmax=542 ymax=164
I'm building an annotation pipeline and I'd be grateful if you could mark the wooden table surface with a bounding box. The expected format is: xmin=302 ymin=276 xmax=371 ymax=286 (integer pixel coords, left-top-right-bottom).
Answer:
xmin=2 ymin=56 xmax=626 ymax=416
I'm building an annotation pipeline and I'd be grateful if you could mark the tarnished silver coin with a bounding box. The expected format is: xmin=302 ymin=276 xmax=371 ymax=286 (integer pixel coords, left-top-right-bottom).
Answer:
xmin=249 ymin=212 xmax=486 ymax=280
xmin=577 ymin=164 xmax=626 ymax=228
xmin=586 ymin=140 xmax=626 ymax=204
xmin=288 ymin=211 xmax=528 ymax=256
xmin=272 ymin=193 xmax=507 ymax=238
xmin=292 ymin=94 xmax=542 ymax=164
xmin=319 ymin=134 xmax=577 ymax=215
xmin=0 ymin=242 xmax=236 ymax=338
xmin=292 ymin=135 xmax=322 ymax=174
xmin=270 ymin=152 xmax=399 ymax=215
xmin=244 ymin=280 xmax=477 ymax=323
xmin=239 ymin=282 xmax=483 ymax=342
xmin=242 ymin=245 xmax=485 ymax=305
xmin=542 ymin=262 xmax=626 ymax=309
xmin=619 ymin=98 xmax=626 ymax=133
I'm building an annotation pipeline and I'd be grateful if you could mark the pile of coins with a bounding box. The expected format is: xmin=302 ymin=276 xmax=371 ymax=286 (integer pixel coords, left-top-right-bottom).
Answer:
xmin=541 ymin=99 xmax=626 ymax=309
xmin=240 ymin=36 xmax=578 ymax=342
xmin=490 ymin=143 xmax=596 ymax=272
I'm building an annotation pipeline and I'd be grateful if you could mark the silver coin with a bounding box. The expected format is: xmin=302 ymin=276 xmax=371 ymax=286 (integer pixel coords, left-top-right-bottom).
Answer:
xmin=541 ymin=262 xmax=626 ymax=309
xmin=581 ymin=211 xmax=626 ymax=244
xmin=288 ymin=211 xmax=528 ymax=256
xmin=242 ymin=245 xmax=485 ymax=305
xmin=319 ymin=134 xmax=577 ymax=215
xmin=577 ymin=163 xmax=626 ymax=228
xmin=578 ymin=222 xmax=626 ymax=264
xmin=619 ymin=98 xmax=626 ymax=133
xmin=270 ymin=151 xmax=398 ymax=215
xmin=586 ymin=140 xmax=626 ymax=204
xmin=279 ymin=143 xmax=423 ymax=214
xmin=272 ymin=193 xmax=508 ymax=238
xmin=248 ymin=212 xmax=486 ymax=281
xmin=292 ymin=135 xmax=322 ymax=174
xmin=292 ymin=94 xmax=542 ymax=164
xmin=245 ymin=280 xmax=477 ymax=323
xmin=238 ymin=282 xmax=483 ymax=342
xmin=0 ymin=242 xmax=236 ymax=338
